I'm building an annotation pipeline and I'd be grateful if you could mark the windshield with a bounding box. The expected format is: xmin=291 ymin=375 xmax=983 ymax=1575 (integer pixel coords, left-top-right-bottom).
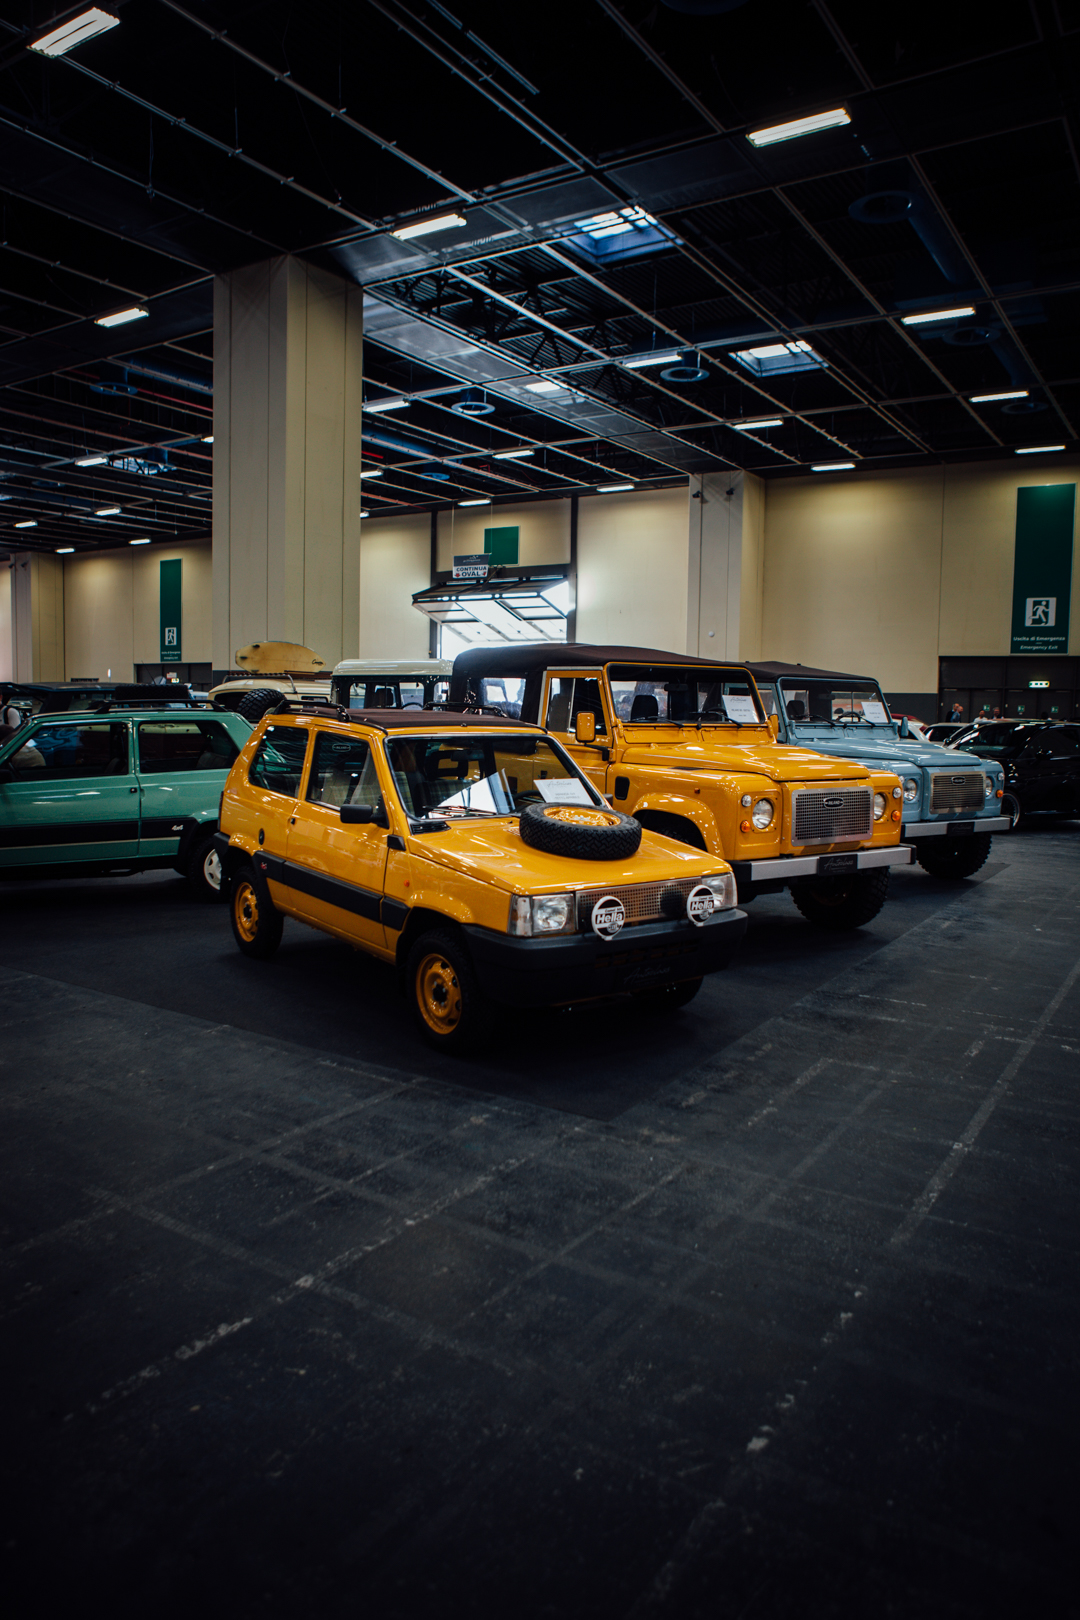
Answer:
xmin=607 ymin=665 xmax=764 ymax=725
xmin=778 ymin=679 xmax=890 ymax=726
xmin=951 ymin=723 xmax=1032 ymax=756
xmin=339 ymin=676 xmax=448 ymax=709
xmin=386 ymin=733 xmax=600 ymax=820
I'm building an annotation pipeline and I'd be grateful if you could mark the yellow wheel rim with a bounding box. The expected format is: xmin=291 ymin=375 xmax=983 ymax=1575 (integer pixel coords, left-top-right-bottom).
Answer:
xmin=416 ymin=951 xmax=463 ymax=1035
xmin=234 ymin=879 xmax=260 ymax=943
xmin=542 ymin=805 xmax=620 ymax=827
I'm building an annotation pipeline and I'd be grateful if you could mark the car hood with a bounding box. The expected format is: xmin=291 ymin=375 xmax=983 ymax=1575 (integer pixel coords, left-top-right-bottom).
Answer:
xmin=618 ymin=737 xmax=873 ymax=784
xmin=408 ymin=819 xmax=722 ymax=892
xmin=786 ymin=732 xmax=989 ymax=771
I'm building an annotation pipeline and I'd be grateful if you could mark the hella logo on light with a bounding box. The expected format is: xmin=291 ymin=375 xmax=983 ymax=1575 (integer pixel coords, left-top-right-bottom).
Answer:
xmin=823 ymin=796 xmax=843 ymax=808
xmin=591 ymin=896 xmax=626 ymax=939
xmin=686 ymin=885 xmax=715 ymax=927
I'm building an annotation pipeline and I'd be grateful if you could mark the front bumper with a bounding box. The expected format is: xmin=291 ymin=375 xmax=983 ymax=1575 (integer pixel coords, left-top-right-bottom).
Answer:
xmin=463 ymin=907 xmax=748 ymax=1007
xmin=729 ymin=844 xmax=913 ymax=886
xmin=903 ymin=816 xmax=1011 ymax=838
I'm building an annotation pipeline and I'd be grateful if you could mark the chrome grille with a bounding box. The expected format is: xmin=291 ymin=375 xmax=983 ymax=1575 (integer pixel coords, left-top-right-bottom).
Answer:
xmin=930 ymin=772 xmax=984 ymax=812
xmin=576 ymin=878 xmax=701 ymax=930
xmin=792 ymin=787 xmax=872 ymax=844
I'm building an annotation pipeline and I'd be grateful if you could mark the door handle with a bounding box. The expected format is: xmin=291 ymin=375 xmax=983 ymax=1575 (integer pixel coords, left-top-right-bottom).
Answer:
xmin=129 ymin=785 xmax=138 ymax=793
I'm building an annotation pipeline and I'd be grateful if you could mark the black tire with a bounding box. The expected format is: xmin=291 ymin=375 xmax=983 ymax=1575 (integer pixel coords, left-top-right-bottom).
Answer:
xmin=230 ymin=863 xmax=284 ymax=959
xmin=406 ymin=929 xmax=493 ymax=1053
xmin=519 ymin=801 xmax=641 ymax=861
xmin=187 ymin=829 xmax=225 ymax=901
xmin=790 ymin=868 xmax=890 ymax=932
xmin=916 ymin=832 xmax=992 ymax=880
xmin=236 ymin=687 xmax=287 ymax=724
xmin=633 ymin=977 xmax=703 ymax=1014
xmin=1001 ymin=792 xmax=1022 ymax=831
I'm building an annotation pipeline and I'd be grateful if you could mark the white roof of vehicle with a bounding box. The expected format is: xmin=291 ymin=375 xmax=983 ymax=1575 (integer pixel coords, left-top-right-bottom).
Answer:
xmin=207 ymin=675 xmax=330 ymax=698
xmin=332 ymin=659 xmax=453 ymax=677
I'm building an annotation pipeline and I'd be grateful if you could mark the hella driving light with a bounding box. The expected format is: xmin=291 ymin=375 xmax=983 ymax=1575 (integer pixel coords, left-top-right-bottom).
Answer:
xmin=508 ymin=893 xmax=576 ymax=936
xmin=751 ymin=797 xmax=774 ymax=830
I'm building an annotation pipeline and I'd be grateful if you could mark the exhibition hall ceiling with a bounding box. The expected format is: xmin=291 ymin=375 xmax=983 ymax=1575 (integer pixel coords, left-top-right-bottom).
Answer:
xmin=1 ymin=0 xmax=1079 ymax=551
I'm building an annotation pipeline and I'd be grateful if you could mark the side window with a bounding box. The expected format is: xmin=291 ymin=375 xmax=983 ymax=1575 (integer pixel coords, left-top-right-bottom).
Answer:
xmin=13 ymin=722 xmax=129 ymax=779
xmin=137 ymin=720 xmax=240 ymax=774
xmin=479 ymin=678 xmax=525 ymax=717
xmin=1050 ymin=729 xmax=1080 ymax=757
xmin=545 ymin=676 xmax=607 ymax=735
xmin=306 ymin=732 xmax=383 ymax=808
xmin=249 ymin=726 xmax=310 ymax=797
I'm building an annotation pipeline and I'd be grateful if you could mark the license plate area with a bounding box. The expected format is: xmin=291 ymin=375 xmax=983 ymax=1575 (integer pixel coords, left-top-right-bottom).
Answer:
xmin=818 ymin=853 xmax=857 ymax=875
xmin=950 ymin=821 xmax=975 ymax=836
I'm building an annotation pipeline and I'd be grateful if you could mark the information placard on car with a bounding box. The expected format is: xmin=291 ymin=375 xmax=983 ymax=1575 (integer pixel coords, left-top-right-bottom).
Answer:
xmin=536 ymin=778 xmax=593 ymax=805
xmin=722 ymin=694 xmax=759 ymax=724
xmin=860 ymin=700 xmax=889 ymax=723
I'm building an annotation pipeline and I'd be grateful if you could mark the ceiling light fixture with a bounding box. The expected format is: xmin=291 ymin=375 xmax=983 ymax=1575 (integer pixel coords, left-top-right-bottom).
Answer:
xmin=94 ymin=505 xmax=121 ymax=516
xmin=493 ymin=448 xmax=535 ymax=460
xmin=747 ymin=108 xmax=851 ymax=147
xmin=30 ymin=7 xmax=118 ymax=56
xmin=970 ymin=390 xmax=1028 ymax=403
xmin=56 ymin=547 xmax=75 ymax=554
xmin=14 ymin=520 xmax=37 ymax=528
xmin=202 ymin=434 xmax=214 ymax=443
xmin=733 ymin=417 xmax=783 ymax=431
xmin=75 ymin=454 xmax=108 ymax=466
xmin=1015 ymin=444 xmax=1065 ymax=454
xmin=359 ymin=469 xmax=384 ymax=479
xmin=94 ymin=306 xmax=148 ymax=328
xmin=597 ymin=483 xmax=634 ymax=493
xmin=359 ymin=510 xmax=370 ymax=519
xmin=622 ymin=350 xmax=681 ymax=369
xmin=451 ymin=388 xmax=496 ymax=417
xmin=811 ymin=462 xmax=855 ymax=472
xmin=130 ymin=537 xmax=151 ymax=545
xmin=458 ymin=498 xmax=492 ymax=507
xmin=364 ymin=398 xmax=409 ymax=413
xmin=525 ymin=381 xmax=562 ymax=395
xmin=900 ymin=306 xmax=975 ymax=325
xmin=391 ymin=213 xmax=467 ymax=241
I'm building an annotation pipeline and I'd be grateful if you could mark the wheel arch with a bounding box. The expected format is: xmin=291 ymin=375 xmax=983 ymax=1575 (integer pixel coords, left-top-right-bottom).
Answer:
xmin=632 ymin=796 xmax=715 ymax=852
xmin=395 ymin=906 xmax=465 ymax=970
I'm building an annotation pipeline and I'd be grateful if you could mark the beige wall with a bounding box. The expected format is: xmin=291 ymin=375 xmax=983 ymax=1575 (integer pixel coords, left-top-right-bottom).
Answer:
xmin=359 ymin=514 xmax=431 ymax=659
xmin=64 ymin=540 xmax=212 ymax=679
xmin=577 ymin=487 xmax=689 ymax=649
xmin=435 ymin=499 xmax=571 ymax=572
xmin=12 ymin=552 xmax=65 ymax=680
xmin=761 ymin=456 xmax=1080 ymax=691
xmin=0 ymin=563 xmax=13 ymax=681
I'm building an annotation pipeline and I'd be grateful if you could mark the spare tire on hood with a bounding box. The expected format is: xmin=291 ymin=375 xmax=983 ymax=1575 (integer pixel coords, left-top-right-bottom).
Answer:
xmin=519 ymin=801 xmax=642 ymax=861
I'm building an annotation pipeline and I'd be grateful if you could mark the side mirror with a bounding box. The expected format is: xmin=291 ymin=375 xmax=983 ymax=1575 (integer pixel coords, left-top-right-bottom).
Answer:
xmin=574 ymin=711 xmax=596 ymax=743
xmin=768 ymin=714 xmax=779 ymax=740
xmin=339 ymin=799 xmax=389 ymax=827
xmin=899 ymin=715 xmax=910 ymax=738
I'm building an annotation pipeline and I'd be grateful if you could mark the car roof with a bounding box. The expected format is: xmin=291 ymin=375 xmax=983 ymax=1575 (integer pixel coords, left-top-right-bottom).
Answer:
xmin=745 ymin=660 xmax=880 ymax=685
xmin=451 ymin=643 xmax=753 ymax=677
xmin=340 ymin=708 xmax=541 ymax=732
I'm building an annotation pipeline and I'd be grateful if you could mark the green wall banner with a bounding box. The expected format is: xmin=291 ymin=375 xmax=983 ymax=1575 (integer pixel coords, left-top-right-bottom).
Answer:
xmin=484 ymin=526 xmax=519 ymax=566
xmin=1010 ymin=484 xmax=1074 ymax=654
xmin=160 ymin=558 xmax=182 ymax=663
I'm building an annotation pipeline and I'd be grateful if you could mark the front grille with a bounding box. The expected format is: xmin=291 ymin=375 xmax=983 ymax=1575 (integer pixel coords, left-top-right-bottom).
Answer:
xmin=930 ymin=772 xmax=984 ymax=812
xmin=792 ymin=786 xmax=872 ymax=844
xmin=576 ymin=878 xmax=700 ymax=930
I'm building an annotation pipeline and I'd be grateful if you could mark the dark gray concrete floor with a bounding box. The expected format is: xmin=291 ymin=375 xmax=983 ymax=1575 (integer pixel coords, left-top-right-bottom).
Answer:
xmin=2 ymin=824 xmax=1079 ymax=1618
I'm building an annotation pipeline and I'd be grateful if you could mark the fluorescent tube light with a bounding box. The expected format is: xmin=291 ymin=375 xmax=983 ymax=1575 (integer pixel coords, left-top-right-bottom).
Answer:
xmin=94 ymin=306 xmax=148 ymax=328
xmin=364 ymin=398 xmax=409 ymax=413
xmin=391 ymin=213 xmax=467 ymax=241
xmin=811 ymin=462 xmax=855 ymax=472
xmin=970 ymin=390 xmax=1028 ymax=403
xmin=94 ymin=505 xmax=121 ymax=516
xmin=1015 ymin=445 xmax=1065 ymax=454
xmin=526 ymin=381 xmax=561 ymax=395
xmin=597 ymin=483 xmax=634 ymax=493
xmin=129 ymin=537 xmax=151 ymax=545
xmin=747 ymin=108 xmax=850 ymax=147
xmin=75 ymin=454 xmax=108 ymax=466
xmin=622 ymin=350 xmax=680 ymax=369
xmin=458 ymin=498 xmax=491 ymax=507
xmin=202 ymin=434 xmax=214 ymax=443
xmin=359 ymin=469 xmax=384 ymax=479
xmin=359 ymin=511 xmax=370 ymax=519
xmin=493 ymin=448 xmax=535 ymax=459
xmin=56 ymin=547 xmax=75 ymax=553
xmin=734 ymin=417 xmax=783 ymax=430
xmin=31 ymin=8 xmax=119 ymax=56
xmin=900 ymin=306 xmax=974 ymax=325
xmin=15 ymin=520 xmax=37 ymax=528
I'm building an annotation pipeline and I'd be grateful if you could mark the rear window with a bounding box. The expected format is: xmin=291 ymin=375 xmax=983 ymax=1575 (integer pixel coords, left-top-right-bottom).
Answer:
xmin=137 ymin=720 xmax=239 ymax=774
xmin=249 ymin=726 xmax=310 ymax=796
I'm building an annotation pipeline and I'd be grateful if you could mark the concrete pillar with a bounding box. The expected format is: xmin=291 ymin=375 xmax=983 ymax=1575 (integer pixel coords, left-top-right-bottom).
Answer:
xmin=212 ymin=257 xmax=363 ymax=672
xmin=11 ymin=552 xmax=65 ymax=680
xmin=686 ymin=471 xmax=765 ymax=662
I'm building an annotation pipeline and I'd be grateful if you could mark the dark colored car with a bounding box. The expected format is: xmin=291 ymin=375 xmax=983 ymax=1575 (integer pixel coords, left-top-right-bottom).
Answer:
xmin=949 ymin=722 xmax=1080 ymax=828
xmin=925 ymin=722 xmax=969 ymax=744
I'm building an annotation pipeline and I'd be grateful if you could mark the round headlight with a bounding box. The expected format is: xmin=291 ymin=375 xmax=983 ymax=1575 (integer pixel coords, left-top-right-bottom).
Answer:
xmin=751 ymin=797 xmax=774 ymax=830
xmin=873 ymin=792 xmax=887 ymax=820
xmin=903 ymin=777 xmax=919 ymax=801
xmin=984 ymin=775 xmax=995 ymax=798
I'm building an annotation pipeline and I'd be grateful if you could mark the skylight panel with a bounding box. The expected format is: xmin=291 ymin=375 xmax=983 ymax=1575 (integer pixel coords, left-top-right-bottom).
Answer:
xmin=565 ymin=206 xmax=678 ymax=267
xmin=731 ymin=341 xmax=826 ymax=378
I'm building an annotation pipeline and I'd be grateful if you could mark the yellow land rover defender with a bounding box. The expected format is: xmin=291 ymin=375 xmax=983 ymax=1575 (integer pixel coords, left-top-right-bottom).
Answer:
xmin=447 ymin=645 xmax=911 ymax=931
xmin=215 ymin=705 xmax=747 ymax=1050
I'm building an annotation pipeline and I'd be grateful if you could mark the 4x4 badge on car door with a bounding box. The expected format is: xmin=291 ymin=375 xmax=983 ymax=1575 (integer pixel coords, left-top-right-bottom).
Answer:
xmin=591 ymin=895 xmax=626 ymax=939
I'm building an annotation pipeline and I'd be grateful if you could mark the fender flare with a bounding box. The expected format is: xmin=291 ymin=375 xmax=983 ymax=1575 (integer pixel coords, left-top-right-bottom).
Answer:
xmin=631 ymin=794 xmax=720 ymax=853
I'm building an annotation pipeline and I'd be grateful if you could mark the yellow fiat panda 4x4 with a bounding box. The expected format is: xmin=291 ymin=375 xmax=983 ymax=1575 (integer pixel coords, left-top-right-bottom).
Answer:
xmin=447 ymin=645 xmax=912 ymax=932
xmin=214 ymin=706 xmax=747 ymax=1050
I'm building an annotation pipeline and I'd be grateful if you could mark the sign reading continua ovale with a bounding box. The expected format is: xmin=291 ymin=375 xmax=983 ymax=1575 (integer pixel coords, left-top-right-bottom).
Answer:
xmin=453 ymin=554 xmax=489 ymax=580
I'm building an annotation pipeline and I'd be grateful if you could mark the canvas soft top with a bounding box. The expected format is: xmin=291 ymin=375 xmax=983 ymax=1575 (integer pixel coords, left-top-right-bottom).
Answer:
xmin=745 ymin=660 xmax=880 ymax=687
xmin=451 ymin=644 xmax=753 ymax=679
xmin=341 ymin=708 xmax=541 ymax=732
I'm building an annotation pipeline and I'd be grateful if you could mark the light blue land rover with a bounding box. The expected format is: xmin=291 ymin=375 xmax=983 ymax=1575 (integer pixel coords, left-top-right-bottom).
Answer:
xmin=747 ymin=662 xmax=1011 ymax=878
xmin=0 ymin=688 xmax=251 ymax=898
